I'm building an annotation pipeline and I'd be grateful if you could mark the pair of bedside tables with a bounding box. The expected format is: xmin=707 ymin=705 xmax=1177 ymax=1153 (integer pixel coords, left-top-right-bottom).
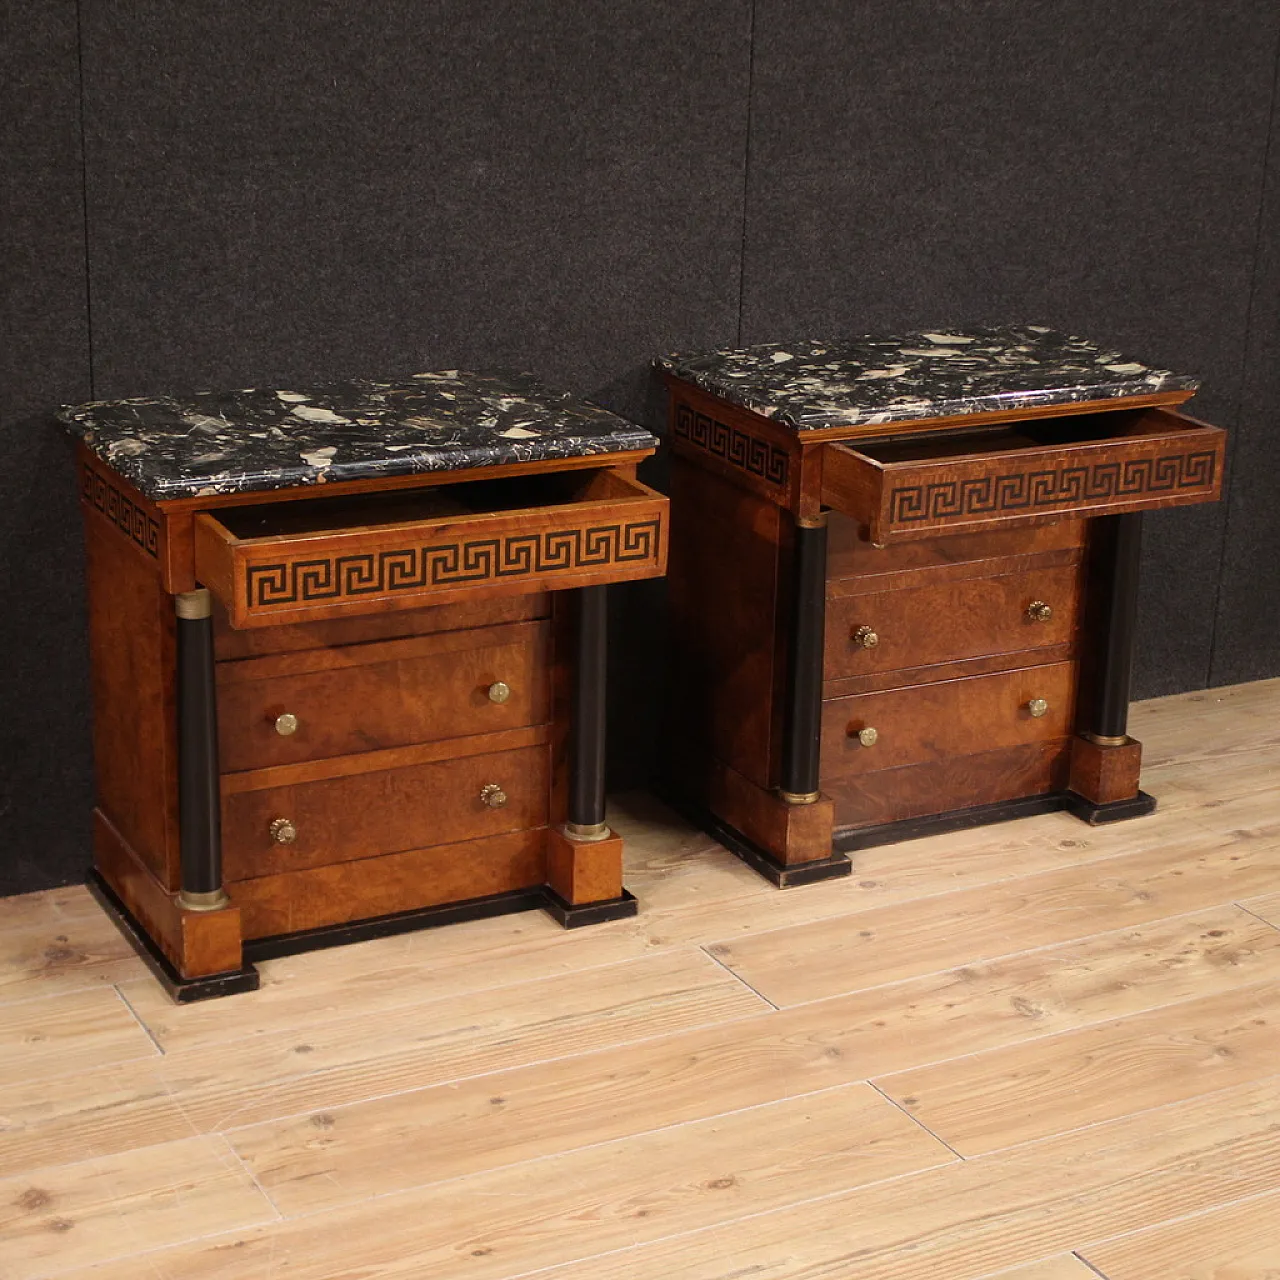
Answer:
xmin=58 ymin=328 xmax=1226 ymax=1000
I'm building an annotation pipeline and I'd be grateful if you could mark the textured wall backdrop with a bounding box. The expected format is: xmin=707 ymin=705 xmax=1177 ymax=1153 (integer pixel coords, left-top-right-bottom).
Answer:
xmin=3 ymin=0 xmax=1278 ymax=895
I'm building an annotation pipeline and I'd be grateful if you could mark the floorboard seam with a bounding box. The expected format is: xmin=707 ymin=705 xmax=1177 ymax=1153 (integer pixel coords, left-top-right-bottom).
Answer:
xmin=1073 ymin=1249 xmax=1113 ymax=1278
xmin=112 ymin=983 xmax=167 ymax=1056
xmin=767 ymin=899 xmax=1274 ymax=1011
xmin=219 ymin=1133 xmax=286 ymax=1222
xmin=700 ymin=944 xmax=779 ymax=1010
xmin=1236 ymin=901 xmax=1280 ymax=935
xmin=868 ymin=1079 xmax=967 ymax=1162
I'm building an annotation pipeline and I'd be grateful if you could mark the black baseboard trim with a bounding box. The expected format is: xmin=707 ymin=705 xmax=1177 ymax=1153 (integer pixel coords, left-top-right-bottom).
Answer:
xmin=542 ymin=888 xmax=638 ymax=928
xmin=659 ymin=790 xmax=852 ymax=888
xmin=86 ymin=870 xmax=261 ymax=1003
xmin=244 ymin=888 xmax=548 ymax=963
xmin=834 ymin=792 xmax=1069 ymax=853
xmin=86 ymin=872 xmax=639 ymax=1002
xmin=834 ymin=788 xmax=1158 ymax=852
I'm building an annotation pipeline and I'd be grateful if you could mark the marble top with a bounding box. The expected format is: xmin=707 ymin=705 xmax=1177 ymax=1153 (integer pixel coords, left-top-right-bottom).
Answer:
xmin=57 ymin=371 xmax=657 ymax=501
xmin=658 ymin=326 xmax=1199 ymax=431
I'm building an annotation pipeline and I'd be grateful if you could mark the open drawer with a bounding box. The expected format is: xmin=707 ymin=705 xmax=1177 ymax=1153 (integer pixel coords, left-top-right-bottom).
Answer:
xmin=820 ymin=407 xmax=1225 ymax=543
xmin=194 ymin=468 xmax=667 ymax=627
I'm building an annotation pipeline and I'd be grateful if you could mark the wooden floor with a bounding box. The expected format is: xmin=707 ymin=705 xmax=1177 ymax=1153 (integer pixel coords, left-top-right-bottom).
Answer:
xmin=2 ymin=681 xmax=1280 ymax=1279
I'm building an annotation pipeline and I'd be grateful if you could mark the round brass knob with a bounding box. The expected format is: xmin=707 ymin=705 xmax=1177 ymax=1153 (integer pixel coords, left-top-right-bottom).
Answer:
xmin=854 ymin=726 xmax=879 ymax=747
xmin=487 ymin=681 xmax=511 ymax=704
xmin=851 ymin=625 xmax=880 ymax=649
xmin=1027 ymin=698 xmax=1049 ymax=718
xmin=480 ymin=783 xmax=508 ymax=809
xmin=274 ymin=712 xmax=299 ymax=736
xmin=269 ymin=817 xmax=297 ymax=845
xmin=1026 ymin=600 xmax=1053 ymax=623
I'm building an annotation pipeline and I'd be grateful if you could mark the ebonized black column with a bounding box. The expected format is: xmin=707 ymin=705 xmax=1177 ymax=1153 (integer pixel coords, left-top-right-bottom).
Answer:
xmin=176 ymin=589 xmax=228 ymax=909
xmin=1090 ymin=513 xmax=1144 ymax=743
xmin=567 ymin=584 xmax=608 ymax=836
xmin=780 ymin=519 xmax=828 ymax=802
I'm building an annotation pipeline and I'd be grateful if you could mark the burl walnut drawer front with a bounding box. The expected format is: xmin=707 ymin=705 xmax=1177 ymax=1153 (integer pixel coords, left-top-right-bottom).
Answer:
xmin=825 ymin=562 xmax=1081 ymax=681
xmin=194 ymin=468 xmax=667 ymax=628
xmin=221 ymin=741 xmax=550 ymax=880
xmin=217 ymin=621 xmax=550 ymax=772
xmin=822 ymin=661 xmax=1077 ymax=777
xmin=821 ymin=407 xmax=1225 ymax=543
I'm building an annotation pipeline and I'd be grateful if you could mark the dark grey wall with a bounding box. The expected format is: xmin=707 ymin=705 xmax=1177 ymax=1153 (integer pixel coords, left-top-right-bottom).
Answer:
xmin=3 ymin=1 xmax=1278 ymax=895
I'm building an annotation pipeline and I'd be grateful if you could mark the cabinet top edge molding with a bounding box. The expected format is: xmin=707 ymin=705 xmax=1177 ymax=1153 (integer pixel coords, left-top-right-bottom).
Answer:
xmin=658 ymin=324 xmax=1200 ymax=434
xmin=57 ymin=369 xmax=656 ymax=502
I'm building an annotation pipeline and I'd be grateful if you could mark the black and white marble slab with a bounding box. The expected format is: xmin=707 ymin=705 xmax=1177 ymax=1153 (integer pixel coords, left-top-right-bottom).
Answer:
xmin=658 ymin=325 xmax=1200 ymax=430
xmin=57 ymin=370 xmax=657 ymax=501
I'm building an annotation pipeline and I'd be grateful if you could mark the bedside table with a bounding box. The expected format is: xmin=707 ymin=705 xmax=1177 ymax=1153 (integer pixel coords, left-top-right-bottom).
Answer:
xmin=58 ymin=371 xmax=667 ymax=999
xmin=658 ymin=327 xmax=1225 ymax=886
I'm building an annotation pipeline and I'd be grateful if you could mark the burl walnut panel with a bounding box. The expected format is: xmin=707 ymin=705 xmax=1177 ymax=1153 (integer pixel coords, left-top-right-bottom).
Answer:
xmin=825 ymin=562 xmax=1083 ymax=682
xmin=217 ymin=621 xmax=550 ymax=771
xmin=221 ymin=742 xmax=550 ymax=880
xmin=821 ymin=661 xmax=1078 ymax=779
xmin=232 ymin=828 xmax=548 ymax=939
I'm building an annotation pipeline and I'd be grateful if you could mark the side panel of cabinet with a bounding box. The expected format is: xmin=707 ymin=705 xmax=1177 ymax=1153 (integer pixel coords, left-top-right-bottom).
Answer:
xmin=83 ymin=508 xmax=181 ymax=892
xmin=664 ymin=456 xmax=788 ymax=793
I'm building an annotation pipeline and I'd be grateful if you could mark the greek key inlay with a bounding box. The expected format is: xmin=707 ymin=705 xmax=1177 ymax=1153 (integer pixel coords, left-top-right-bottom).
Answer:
xmin=245 ymin=519 xmax=662 ymax=609
xmin=673 ymin=402 xmax=789 ymax=488
xmin=888 ymin=451 xmax=1218 ymax=527
xmin=81 ymin=462 xmax=160 ymax=557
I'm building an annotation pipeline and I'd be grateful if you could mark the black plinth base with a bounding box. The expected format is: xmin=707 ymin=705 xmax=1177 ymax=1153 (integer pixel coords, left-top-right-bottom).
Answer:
xmin=245 ymin=888 xmax=548 ymax=964
xmin=542 ymin=888 xmax=638 ymax=928
xmin=87 ymin=869 xmax=261 ymax=1003
xmin=88 ymin=872 xmax=637 ymax=1004
xmin=834 ymin=788 xmax=1158 ymax=854
xmin=1063 ymin=789 xmax=1158 ymax=825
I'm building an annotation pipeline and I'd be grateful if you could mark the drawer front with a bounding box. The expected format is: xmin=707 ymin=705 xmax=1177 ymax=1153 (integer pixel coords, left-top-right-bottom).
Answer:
xmin=195 ymin=471 xmax=667 ymax=627
xmin=821 ymin=408 xmax=1225 ymax=543
xmin=822 ymin=662 xmax=1077 ymax=778
xmin=825 ymin=563 xmax=1082 ymax=680
xmin=218 ymin=622 xmax=550 ymax=771
xmin=221 ymin=743 xmax=549 ymax=879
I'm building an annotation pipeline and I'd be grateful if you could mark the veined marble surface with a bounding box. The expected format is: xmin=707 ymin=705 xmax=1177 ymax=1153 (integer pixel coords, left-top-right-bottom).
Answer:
xmin=658 ymin=326 xmax=1199 ymax=430
xmin=57 ymin=370 xmax=656 ymax=501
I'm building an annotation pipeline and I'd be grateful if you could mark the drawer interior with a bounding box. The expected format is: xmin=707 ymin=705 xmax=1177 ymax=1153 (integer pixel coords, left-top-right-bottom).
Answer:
xmin=214 ymin=467 xmax=637 ymax=540
xmin=845 ymin=407 xmax=1188 ymax=466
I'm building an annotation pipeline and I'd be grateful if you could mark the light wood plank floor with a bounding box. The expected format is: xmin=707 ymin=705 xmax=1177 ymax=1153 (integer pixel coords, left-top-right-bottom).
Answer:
xmin=1 ymin=678 xmax=1278 ymax=1279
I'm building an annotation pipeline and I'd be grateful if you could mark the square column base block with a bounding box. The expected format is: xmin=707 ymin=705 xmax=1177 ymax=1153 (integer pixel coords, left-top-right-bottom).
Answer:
xmin=546 ymin=827 xmax=625 ymax=904
xmin=1068 ymin=734 xmax=1145 ymax=804
xmin=707 ymin=761 xmax=836 ymax=866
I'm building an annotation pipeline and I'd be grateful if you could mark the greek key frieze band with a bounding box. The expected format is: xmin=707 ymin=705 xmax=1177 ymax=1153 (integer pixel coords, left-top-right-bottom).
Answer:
xmin=888 ymin=450 xmax=1218 ymax=527
xmin=672 ymin=402 xmax=790 ymax=488
xmin=244 ymin=518 xmax=663 ymax=609
xmin=81 ymin=462 xmax=161 ymax=557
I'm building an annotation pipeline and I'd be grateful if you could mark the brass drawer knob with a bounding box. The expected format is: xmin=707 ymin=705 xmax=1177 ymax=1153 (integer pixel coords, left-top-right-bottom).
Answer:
xmin=480 ymin=783 xmax=508 ymax=809
xmin=274 ymin=712 xmax=299 ymax=736
xmin=1025 ymin=601 xmax=1053 ymax=623
xmin=1027 ymin=698 xmax=1050 ymax=718
xmin=853 ymin=726 xmax=879 ymax=747
xmin=851 ymin=625 xmax=880 ymax=649
xmin=487 ymin=681 xmax=511 ymax=704
xmin=270 ymin=817 xmax=297 ymax=844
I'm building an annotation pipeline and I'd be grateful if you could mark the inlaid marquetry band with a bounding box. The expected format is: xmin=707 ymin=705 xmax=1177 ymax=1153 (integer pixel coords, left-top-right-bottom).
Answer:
xmin=888 ymin=451 xmax=1218 ymax=529
xmin=672 ymin=401 xmax=790 ymax=488
xmin=81 ymin=462 xmax=161 ymax=557
xmin=244 ymin=519 xmax=662 ymax=609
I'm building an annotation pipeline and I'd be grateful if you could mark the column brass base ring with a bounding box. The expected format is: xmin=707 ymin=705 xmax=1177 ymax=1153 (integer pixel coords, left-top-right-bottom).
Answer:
xmin=778 ymin=789 xmax=820 ymax=806
xmin=177 ymin=888 xmax=230 ymax=912
xmin=561 ymin=821 xmax=612 ymax=843
xmin=1084 ymin=732 xmax=1131 ymax=748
